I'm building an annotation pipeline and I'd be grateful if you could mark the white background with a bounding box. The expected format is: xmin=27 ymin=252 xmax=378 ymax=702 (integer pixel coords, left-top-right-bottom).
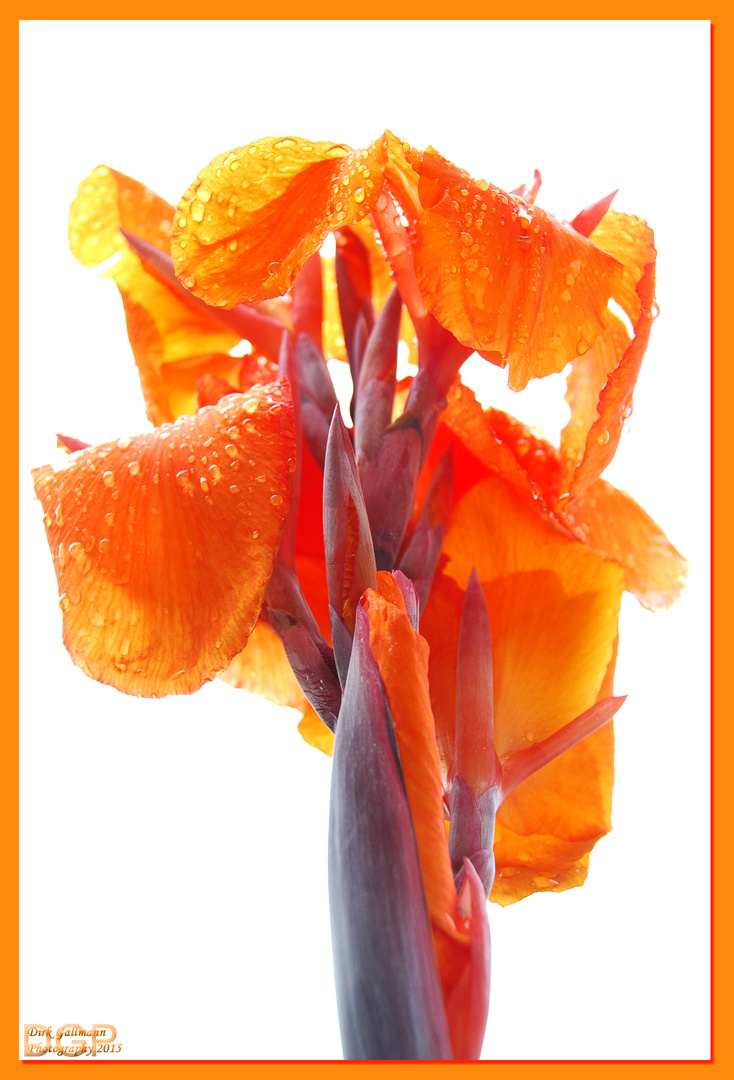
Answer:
xmin=19 ymin=20 xmax=710 ymax=1061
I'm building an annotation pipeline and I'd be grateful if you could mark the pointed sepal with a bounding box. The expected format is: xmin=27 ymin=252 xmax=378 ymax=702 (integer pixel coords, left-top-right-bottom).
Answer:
xmin=454 ymin=569 xmax=501 ymax=793
xmin=323 ymin=408 xmax=377 ymax=679
xmin=294 ymin=333 xmax=339 ymax=468
xmin=501 ymin=694 xmax=626 ymax=799
xmin=354 ymin=287 xmax=402 ymax=461
xmin=360 ymin=411 xmax=423 ymax=570
xmin=399 ymin=446 xmax=454 ymax=612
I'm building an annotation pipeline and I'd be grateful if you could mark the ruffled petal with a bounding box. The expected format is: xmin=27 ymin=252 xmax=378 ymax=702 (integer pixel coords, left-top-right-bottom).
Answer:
xmin=172 ymin=135 xmax=389 ymax=307
xmin=33 ymin=384 xmax=295 ymax=697
xmin=69 ymin=166 xmax=241 ymax=425
xmin=401 ymin=145 xmax=622 ymax=390
xmin=561 ymin=479 xmax=687 ymax=609
xmin=567 ymin=263 xmax=657 ymax=499
xmin=589 ymin=210 xmax=656 ymax=324
xmin=560 ymin=307 xmax=631 ymax=488
xmin=69 ymin=164 xmax=172 ymax=265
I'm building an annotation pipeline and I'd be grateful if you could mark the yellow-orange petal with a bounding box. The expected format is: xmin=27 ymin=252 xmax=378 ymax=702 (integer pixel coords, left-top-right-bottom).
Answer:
xmin=69 ymin=166 xmax=240 ymax=425
xmin=567 ymin=264 xmax=657 ymax=500
xmin=589 ymin=210 xmax=656 ymax=325
xmin=420 ymin=476 xmax=623 ymax=904
xmin=491 ymin=834 xmax=595 ymax=906
xmin=560 ymin=479 xmax=687 ymax=609
xmin=440 ymin=477 xmax=624 ymax=757
xmin=361 ymin=576 xmax=459 ymax=940
xmin=172 ymin=136 xmax=390 ymax=308
xmin=297 ymin=703 xmax=335 ymax=756
xmin=69 ymin=164 xmax=172 ymax=266
xmin=560 ymin=307 xmax=631 ymax=488
xmin=33 ymin=383 xmax=295 ymax=697
xmin=403 ymin=146 xmax=622 ymax=390
xmin=219 ymin=618 xmax=306 ymax=708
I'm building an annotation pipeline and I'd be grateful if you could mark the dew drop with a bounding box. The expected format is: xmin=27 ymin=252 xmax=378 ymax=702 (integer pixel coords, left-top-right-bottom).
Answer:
xmin=128 ymin=461 xmax=140 ymax=477
xmin=190 ymin=202 xmax=205 ymax=223
xmin=98 ymin=538 xmax=111 ymax=553
xmin=68 ymin=542 xmax=84 ymax=560
xmin=176 ymin=469 xmax=195 ymax=493
xmin=270 ymin=493 xmax=283 ymax=506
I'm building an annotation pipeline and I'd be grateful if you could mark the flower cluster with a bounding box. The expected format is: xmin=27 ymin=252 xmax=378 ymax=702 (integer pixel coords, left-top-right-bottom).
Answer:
xmin=34 ymin=132 xmax=685 ymax=1060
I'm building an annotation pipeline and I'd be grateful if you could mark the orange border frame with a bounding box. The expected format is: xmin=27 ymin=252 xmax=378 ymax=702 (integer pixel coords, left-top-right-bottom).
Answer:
xmin=8 ymin=6 xmax=724 ymax=1078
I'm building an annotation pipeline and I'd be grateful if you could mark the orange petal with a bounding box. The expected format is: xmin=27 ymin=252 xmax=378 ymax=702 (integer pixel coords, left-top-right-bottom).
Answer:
xmin=361 ymin=576 xmax=459 ymax=941
xmin=69 ymin=166 xmax=241 ymax=425
xmin=560 ymin=478 xmax=687 ymax=609
xmin=33 ymin=383 xmax=295 ymax=697
xmin=589 ymin=210 xmax=656 ymax=325
xmin=403 ymin=146 xmax=622 ymax=390
xmin=172 ymin=135 xmax=390 ymax=307
xmin=560 ymin=307 xmax=631 ymax=489
xmin=437 ymin=380 xmax=560 ymax=516
xmin=567 ymin=263 xmax=657 ymax=499
xmin=484 ymin=407 xmax=563 ymax=506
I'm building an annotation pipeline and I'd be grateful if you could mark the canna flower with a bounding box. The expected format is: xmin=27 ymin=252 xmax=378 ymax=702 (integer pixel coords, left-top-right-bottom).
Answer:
xmin=33 ymin=132 xmax=686 ymax=1060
